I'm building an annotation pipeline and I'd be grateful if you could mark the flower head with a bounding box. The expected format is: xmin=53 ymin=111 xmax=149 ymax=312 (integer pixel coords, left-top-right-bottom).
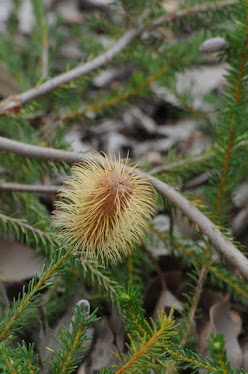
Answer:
xmin=53 ymin=153 xmax=156 ymax=264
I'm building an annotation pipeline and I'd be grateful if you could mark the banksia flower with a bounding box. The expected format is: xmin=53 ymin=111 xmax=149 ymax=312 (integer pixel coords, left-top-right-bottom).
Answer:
xmin=53 ymin=153 xmax=156 ymax=264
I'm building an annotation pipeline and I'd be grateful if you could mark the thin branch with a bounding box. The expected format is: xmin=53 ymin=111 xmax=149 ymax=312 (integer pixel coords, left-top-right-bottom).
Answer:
xmin=0 ymin=136 xmax=83 ymax=163
xmin=182 ymin=172 xmax=209 ymax=190
xmin=146 ymin=0 xmax=235 ymax=30
xmin=150 ymin=152 xmax=212 ymax=175
xmin=180 ymin=266 xmax=207 ymax=346
xmin=0 ymin=25 xmax=143 ymax=116
xmin=0 ymin=1 xmax=235 ymax=116
xmin=0 ymin=136 xmax=212 ymax=168
xmin=0 ymin=136 xmax=247 ymax=279
xmin=0 ymin=182 xmax=61 ymax=194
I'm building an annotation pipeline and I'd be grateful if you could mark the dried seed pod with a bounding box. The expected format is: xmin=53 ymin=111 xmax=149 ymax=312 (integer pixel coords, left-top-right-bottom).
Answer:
xmin=53 ymin=153 xmax=156 ymax=264
xmin=199 ymin=37 xmax=228 ymax=53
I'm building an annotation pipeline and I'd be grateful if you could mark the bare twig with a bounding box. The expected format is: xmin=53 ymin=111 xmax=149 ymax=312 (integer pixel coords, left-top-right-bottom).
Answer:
xmin=150 ymin=152 xmax=212 ymax=175
xmin=180 ymin=267 xmax=207 ymax=346
xmin=0 ymin=136 xmax=247 ymax=279
xmin=182 ymin=172 xmax=209 ymax=190
xmin=0 ymin=1 xmax=235 ymax=116
xmin=146 ymin=0 xmax=235 ymax=30
xmin=0 ymin=136 xmax=83 ymax=163
xmin=0 ymin=26 xmax=143 ymax=116
xmin=0 ymin=182 xmax=61 ymax=194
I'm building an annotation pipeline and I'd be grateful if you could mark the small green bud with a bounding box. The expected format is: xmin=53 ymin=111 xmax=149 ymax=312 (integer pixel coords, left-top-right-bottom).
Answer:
xmin=119 ymin=293 xmax=130 ymax=303
xmin=213 ymin=341 xmax=222 ymax=351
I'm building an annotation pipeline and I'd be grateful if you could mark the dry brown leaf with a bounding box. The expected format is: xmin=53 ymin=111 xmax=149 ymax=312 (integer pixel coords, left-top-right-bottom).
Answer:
xmin=78 ymin=316 xmax=123 ymax=373
xmin=209 ymin=296 xmax=242 ymax=367
xmin=18 ymin=0 xmax=35 ymax=34
xmin=162 ymin=0 xmax=179 ymax=13
xmin=197 ymin=319 xmax=212 ymax=356
xmin=153 ymin=288 xmax=183 ymax=320
xmin=56 ymin=0 xmax=84 ymax=24
xmin=0 ymin=239 xmax=43 ymax=282
xmin=145 ymin=270 xmax=187 ymax=318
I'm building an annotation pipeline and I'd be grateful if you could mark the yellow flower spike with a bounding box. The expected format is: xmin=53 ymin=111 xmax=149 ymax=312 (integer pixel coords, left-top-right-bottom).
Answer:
xmin=53 ymin=153 xmax=157 ymax=264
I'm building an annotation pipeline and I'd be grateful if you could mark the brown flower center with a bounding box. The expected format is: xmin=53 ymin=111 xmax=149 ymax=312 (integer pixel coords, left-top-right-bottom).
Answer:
xmin=96 ymin=170 xmax=133 ymax=214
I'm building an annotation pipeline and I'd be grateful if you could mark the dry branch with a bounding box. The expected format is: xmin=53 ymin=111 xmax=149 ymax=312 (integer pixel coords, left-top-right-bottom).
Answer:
xmin=0 ymin=136 xmax=83 ymax=163
xmin=0 ymin=27 xmax=142 ymax=116
xmin=0 ymin=182 xmax=61 ymax=194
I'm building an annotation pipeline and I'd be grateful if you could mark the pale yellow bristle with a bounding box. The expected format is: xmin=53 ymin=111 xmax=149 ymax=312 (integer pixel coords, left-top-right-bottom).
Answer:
xmin=53 ymin=153 xmax=156 ymax=264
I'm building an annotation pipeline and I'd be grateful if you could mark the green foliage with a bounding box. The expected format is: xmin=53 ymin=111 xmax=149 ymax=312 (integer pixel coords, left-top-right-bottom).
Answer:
xmin=0 ymin=342 xmax=40 ymax=374
xmin=114 ymin=308 xmax=177 ymax=373
xmin=206 ymin=0 xmax=248 ymax=225
xmin=165 ymin=344 xmax=218 ymax=373
xmin=0 ymin=247 xmax=74 ymax=343
xmin=97 ymin=368 xmax=115 ymax=374
xmin=209 ymin=333 xmax=231 ymax=371
xmin=49 ymin=303 xmax=99 ymax=374
xmin=79 ymin=258 xmax=118 ymax=303
xmin=117 ymin=284 xmax=150 ymax=335
xmin=0 ymin=211 xmax=57 ymax=255
xmin=0 ymin=0 xmax=247 ymax=373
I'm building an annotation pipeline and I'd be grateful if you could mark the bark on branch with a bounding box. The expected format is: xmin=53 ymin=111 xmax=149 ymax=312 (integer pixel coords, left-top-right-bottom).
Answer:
xmin=0 ymin=136 xmax=85 ymax=163
xmin=0 ymin=27 xmax=141 ymax=115
xmin=0 ymin=182 xmax=61 ymax=194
